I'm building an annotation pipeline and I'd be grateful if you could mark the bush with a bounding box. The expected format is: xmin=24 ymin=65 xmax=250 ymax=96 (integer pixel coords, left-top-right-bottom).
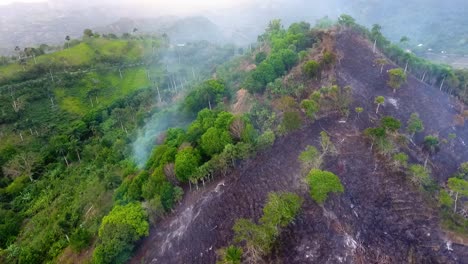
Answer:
xmin=256 ymin=130 xmax=276 ymax=150
xmin=280 ymin=111 xmax=302 ymax=133
xmin=303 ymin=60 xmax=320 ymax=78
xmin=70 ymin=227 xmax=91 ymax=252
xmin=299 ymin=146 xmax=321 ymax=172
xmin=321 ymin=51 xmax=336 ymax=67
xmin=306 ymin=169 xmax=344 ymax=204
xmin=255 ymin=52 xmax=267 ymax=64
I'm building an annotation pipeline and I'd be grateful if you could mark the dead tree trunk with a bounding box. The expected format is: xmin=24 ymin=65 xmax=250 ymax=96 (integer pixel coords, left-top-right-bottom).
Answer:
xmin=440 ymin=77 xmax=446 ymax=91
xmin=76 ymin=149 xmax=81 ymax=163
xmin=454 ymin=192 xmax=458 ymax=213
xmin=156 ymin=85 xmax=162 ymax=103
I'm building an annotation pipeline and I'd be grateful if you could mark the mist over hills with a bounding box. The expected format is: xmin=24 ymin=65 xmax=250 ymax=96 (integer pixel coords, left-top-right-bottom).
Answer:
xmin=1 ymin=0 xmax=468 ymax=58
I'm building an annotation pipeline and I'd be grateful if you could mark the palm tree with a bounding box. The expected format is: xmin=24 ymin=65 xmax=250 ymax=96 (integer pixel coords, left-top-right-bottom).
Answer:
xmin=423 ymin=135 xmax=440 ymax=168
xmin=65 ymin=35 xmax=71 ymax=49
xmin=375 ymin=96 xmax=385 ymax=114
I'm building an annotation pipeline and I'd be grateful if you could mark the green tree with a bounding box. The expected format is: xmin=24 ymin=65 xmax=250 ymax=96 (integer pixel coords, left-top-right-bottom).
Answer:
xmin=201 ymin=127 xmax=233 ymax=157
xmin=407 ymin=113 xmax=424 ymax=138
xmin=217 ymin=245 xmax=243 ymax=264
xmin=375 ymin=58 xmax=387 ymax=74
xmin=306 ymin=169 xmax=344 ymax=204
xmin=93 ymin=203 xmax=148 ymax=264
xmin=381 ymin=116 xmax=401 ymax=133
xmin=232 ymin=192 xmax=301 ymax=261
xmin=260 ymin=192 xmax=302 ymax=228
xmin=338 ymin=14 xmax=356 ymax=28
xmin=447 ymin=177 xmax=468 ymax=213
xmin=279 ymin=49 xmax=298 ymax=70
xmin=301 ymin=99 xmax=319 ymax=120
xmin=299 ymin=146 xmax=321 ymax=172
xmin=174 ymin=147 xmax=201 ymax=182
xmin=355 ymin=107 xmax=364 ymax=118
xmin=374 ymin=96 xmax=385 ymax=114
xmin=392 ymin=152 xmax=409 ymax=169
xmin=255 ymin=52 xmax=267 ymax=64
xmin=387 ymin=68 xmax=407 ymax=93
xmin=408 ymin=164 xmax=430 ymax=188
xmin=83 ymin=29 xmax=94 ymax=38
xmin=423 ymin=135 xmax=440 ymax=167
xmin=256 ymin=129 xmax=276 ymax=150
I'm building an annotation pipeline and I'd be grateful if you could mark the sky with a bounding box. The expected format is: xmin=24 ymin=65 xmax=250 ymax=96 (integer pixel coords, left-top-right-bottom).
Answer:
xmin=0 ymin=0 xmax=44 ymax=4
xmin=0 ymin=0 xmax=249 ymax=9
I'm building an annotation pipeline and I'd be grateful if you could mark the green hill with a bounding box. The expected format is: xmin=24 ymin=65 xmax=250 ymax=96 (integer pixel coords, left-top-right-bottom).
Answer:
xmin=0 ymin=30 xmax=236 ymax=264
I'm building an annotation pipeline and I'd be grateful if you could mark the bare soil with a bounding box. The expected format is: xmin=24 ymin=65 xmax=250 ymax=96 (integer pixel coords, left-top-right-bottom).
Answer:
xmin=130 ymin=30 xmax=468 ymax=264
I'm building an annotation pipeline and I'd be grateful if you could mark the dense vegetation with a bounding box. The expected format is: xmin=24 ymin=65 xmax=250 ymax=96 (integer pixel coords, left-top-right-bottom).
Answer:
xmin=0 ymin=28 xmax=237 ymax=263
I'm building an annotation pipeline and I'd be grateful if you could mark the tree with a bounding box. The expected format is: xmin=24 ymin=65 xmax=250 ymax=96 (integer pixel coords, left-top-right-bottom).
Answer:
xmin=93 ymin=203 xmax=148 ymax=264
xmin=232 ymin=219 xmax=274 ymax=262
xmin=298 ymin=146 xmax=321 ymax=173
xmin=408 ymin=164 xmax=430 ymax=188
xmin=381 ymin=116 xmax=401 ymax=133
xmin=83 ymin=29 xmax=94 ymax=38
xmin=407 ymin=113 xmax=424 ymax=138
xmin=338 ymin=14 xmax=356 ymax=28
xmin=255 ymin=52 xmax=267 ymax=64
xmin=256 ymin=130 xmax=275 ymax=150
xmin=217 ymin=245 xmax=243 ymax=264
xmin=301 ymin=99 xmax=319 ymax=120
xmin=280 ymin=111 xmax=302 ymax=133
xmin=260 ymin=192 xmax=302 ymax=228
xmin=279 ymin=49 xmax=298 ymax=70
xmin=2 ymin=152 xmax=39 ymax=182
xmin=387 ymin=68 xmax=407 ymax=93
xmin=355 ymin=107 xmax=364 ymax=118
xmin=375 ymin=58 xmax=387 ymax=74
xmin=447 ymin=177 xmax=468 ymax=214
xmin=392 ymin=152 xmax=408 ymax=169
xmin=423 ymin=135 xmax=440 ymax=168
xmin=51 ymin=135 xmax=70 ymax=166
xmin=233 ymin=192 xmax=301 ymax=262
xmin=201 ymin=127 xmax=233 ymax=157
xmin=400 ymin=36 xmax=410 ymax=46
xmin=306 ymin=169 xmax=344 ymax=204
xmin=65 ymin=35 xmax=71 ymax=48
xmin=174 ymin=147 xmax=200 ymax=182
xmin=374 ymin=96 xmax=385 ymax=114
xmin=303 ymin=60 xmax=320 ymax=78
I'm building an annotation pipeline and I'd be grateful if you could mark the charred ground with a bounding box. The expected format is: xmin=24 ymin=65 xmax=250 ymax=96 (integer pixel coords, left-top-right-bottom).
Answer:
xmin=131 ymin=30 xmax=468 ymax=263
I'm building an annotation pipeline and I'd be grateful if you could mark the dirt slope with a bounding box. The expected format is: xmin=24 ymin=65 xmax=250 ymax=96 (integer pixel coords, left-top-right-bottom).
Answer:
xmin=130 ymin=30 xmax=468 ymax=263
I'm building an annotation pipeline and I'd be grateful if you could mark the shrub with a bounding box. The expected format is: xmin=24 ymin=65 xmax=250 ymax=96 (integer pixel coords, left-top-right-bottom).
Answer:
xmin=303 ymin=60 xmax=320 ymax=78
xmin=256 ymin=130 xmax=276 ymax=150
xmin=306 ymin=169 xmax=344 ymax=204
xmin=280 ymin=111 xmax=302 ymax=133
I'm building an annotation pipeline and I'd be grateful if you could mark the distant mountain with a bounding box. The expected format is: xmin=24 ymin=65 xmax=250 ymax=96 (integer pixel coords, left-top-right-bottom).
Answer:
xmin=0 ymin=2 xmax=120 ymax=55
xmin=95 ymin=16 xmax=227 ymax=44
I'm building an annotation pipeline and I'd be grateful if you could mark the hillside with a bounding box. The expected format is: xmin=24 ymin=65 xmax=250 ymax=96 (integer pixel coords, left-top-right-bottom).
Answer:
xmin=130 ymin=22 xmax=468 ymax=263
xmin=0 ymin=31 xmax=237 ymax=263
xmin=1 ymin=15 xmax=468 ymax=264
